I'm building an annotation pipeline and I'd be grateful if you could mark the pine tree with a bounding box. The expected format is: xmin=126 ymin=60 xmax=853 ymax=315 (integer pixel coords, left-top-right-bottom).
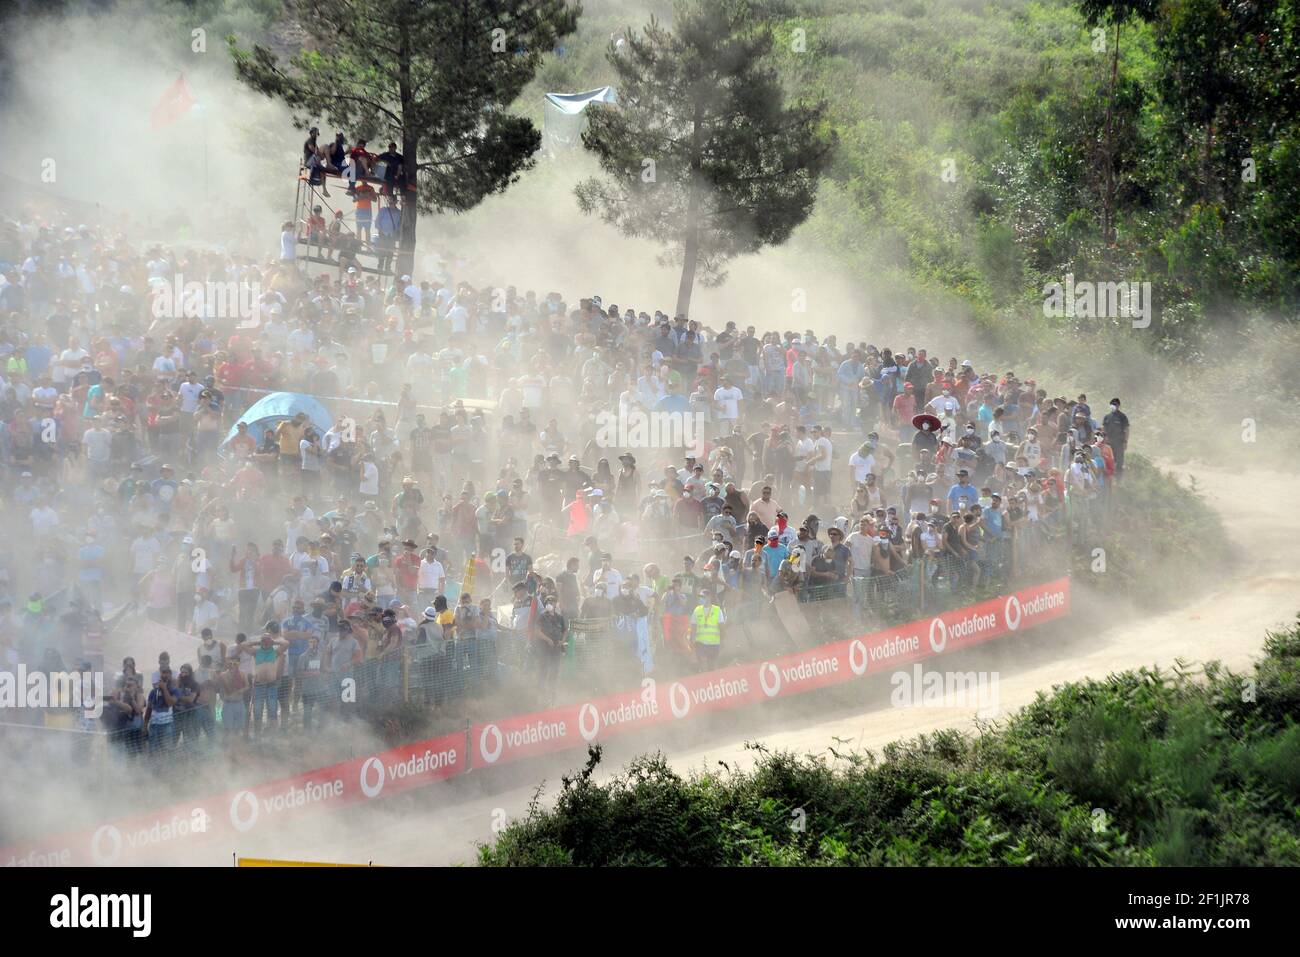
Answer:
xmin=575 ymin=0 xmax=833 ymax=318
xmin=229 ymin=0 xmax=580 ymax=277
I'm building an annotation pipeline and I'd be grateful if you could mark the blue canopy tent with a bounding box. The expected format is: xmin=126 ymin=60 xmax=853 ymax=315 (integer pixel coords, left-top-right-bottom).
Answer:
xmin=222 ymin=391 xmax=333 ymax=451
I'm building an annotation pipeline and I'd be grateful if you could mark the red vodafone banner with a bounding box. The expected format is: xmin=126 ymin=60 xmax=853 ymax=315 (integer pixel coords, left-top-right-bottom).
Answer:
xmin=4 ymin=577 xmax=1067 ymax=865
xmin=3 ymin=732 xmax=464 ymax=867
xmin=472 ymin=702 xmax=584 ymax=767
xmin=480 ymin=576 xmax=1071 ymax=760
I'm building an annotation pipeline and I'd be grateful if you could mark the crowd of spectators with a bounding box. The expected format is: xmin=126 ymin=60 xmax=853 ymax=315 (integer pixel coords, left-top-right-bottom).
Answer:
xmin=0 ymin=198 xmax=1131 ymax=754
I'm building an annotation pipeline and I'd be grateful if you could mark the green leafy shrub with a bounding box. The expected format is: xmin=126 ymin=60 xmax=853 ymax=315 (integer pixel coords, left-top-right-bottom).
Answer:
xmin=481 ymin=618 xmax=1300 ymax=866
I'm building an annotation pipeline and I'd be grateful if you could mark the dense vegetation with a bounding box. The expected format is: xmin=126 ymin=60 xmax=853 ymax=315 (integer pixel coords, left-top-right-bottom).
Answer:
xmin=10 ymin=0 xmax=1298 ymax=354
xmin=535 ymin=0 xmax=1300 ymax=358
xmin=480 ymin=617 xmax=1300 ymax=865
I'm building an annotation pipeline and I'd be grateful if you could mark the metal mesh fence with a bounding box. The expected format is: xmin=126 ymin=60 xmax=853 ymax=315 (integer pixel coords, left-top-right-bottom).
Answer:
xmin=1 ymin=502 xmax=1083 ymax=768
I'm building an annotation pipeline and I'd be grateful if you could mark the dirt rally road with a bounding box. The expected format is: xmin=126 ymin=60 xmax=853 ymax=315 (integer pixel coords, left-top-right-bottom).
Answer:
xmin=214 ymin=461 xmax=1299 ymax=866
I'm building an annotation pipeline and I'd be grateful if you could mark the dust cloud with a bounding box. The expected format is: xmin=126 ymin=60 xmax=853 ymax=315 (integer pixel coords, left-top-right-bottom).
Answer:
xmin=0 ymin=0 xmax=1292 ymax=867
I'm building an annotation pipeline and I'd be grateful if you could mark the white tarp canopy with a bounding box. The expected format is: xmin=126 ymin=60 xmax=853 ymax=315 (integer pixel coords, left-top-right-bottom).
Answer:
xmin=543 ymin=86 xmax=617 ymax=149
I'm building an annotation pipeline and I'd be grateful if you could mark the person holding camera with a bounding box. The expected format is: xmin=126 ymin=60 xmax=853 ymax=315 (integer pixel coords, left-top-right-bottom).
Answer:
xmin=143 ymin=666 xmax=180 ymax=755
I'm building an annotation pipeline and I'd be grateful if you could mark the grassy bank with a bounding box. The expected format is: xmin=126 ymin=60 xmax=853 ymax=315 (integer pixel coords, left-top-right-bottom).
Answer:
xmin=479 ymin=618 xmax=1300 ymax=865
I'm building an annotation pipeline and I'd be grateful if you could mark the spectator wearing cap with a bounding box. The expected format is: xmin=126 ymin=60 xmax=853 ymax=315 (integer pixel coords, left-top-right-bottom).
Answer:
xmin=761 ymin=530 xmax=789 ymax=588
xmin=1102 ymin=398 xmax=1130 ymax=476
xmin=391 ymin=538 xmax=421 ymax=605
xmin=826 ymin=525 xmax=853 ymax=583
xmin=144 ymin=665 xmax=180 ymax=755
xmin=592 ymin=553 xmax=624 ymax=599
xmin=947 ymin=469 xmax=976 ymax=513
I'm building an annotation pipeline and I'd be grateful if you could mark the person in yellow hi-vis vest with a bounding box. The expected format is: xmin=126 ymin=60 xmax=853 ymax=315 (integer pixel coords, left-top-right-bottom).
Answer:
xmin=689 ymin=590 xmax=725 ymax=669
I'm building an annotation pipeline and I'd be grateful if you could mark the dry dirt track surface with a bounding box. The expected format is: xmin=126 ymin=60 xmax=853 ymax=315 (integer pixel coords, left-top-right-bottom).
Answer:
xmin=210 ymin=460 xmax=1299 ymax=866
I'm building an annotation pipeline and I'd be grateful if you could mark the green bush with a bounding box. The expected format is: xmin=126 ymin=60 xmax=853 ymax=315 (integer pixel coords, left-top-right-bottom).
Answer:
xmin=480 ymin=617 xmax=1300 ymax=866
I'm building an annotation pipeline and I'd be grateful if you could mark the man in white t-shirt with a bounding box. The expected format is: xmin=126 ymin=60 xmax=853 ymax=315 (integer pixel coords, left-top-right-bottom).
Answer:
xmin=177 ymin=372 xmax=205 ymax=413
xmin=300 ymin=431 xmax=323 ymax=478
xmin=927 ymin=388 xmax=960 ymax=418
xmin=518 ymin=373 xmax=546 ymax=410
xmin=810 ymin=426 xmax=834 ymax=502
xmin=592 ymin=555 xmax=624 ymax=599
xmin=793 ymin=426 xmax=815 ymax=482
xmin=191 ymin=589 xmax=220 ymax=635
xmin=359 ymin=454 xmax=380 ymax=499
xmin=417 ymin=551 xmax=446 ymax=598
xmin=848 ymin=442 xmax=876 ymax=487
xmin=845 ymin=516 xmax=876 ymax=578
xmin=1019 ymin=429 xmax=1043 ymax=467
xmin=54 ymin=339 xmax=90 ymax=387
xmin=712 ymin=377 xmax=743 ymax=436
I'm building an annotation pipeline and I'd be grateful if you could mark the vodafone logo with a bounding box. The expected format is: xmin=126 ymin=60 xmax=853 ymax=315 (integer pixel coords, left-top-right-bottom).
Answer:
xmin=849 ymin=640 xmax=868 ymax=676
xmin=928 ymin=617 xmax=948 ymax=653
xmin=759 ymin=662 xmax=781 ymax=698
xmin=230 ymin=790 xmax=259 ymax=832
xmin=578 ymin=703 xmax=600 ymax=741
xmin=669 ymin=682 xmax=691 ymax=719
xmin=1005 ymin=595 xmax=1023 ymax=631
xmin=360 ymin=757 xmax=386 ymax=798
xmin=479 ymin=724 xmax=504 ymax=764
xmin=90 ymin=824 xmax=122 ymax=865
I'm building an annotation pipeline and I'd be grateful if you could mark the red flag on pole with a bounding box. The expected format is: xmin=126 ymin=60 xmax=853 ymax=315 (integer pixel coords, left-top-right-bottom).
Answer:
xmin=150 ymin=73 xmax=196 ymax=130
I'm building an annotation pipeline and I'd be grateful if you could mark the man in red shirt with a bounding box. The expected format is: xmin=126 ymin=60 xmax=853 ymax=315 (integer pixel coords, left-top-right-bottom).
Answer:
xmin=892 ymin=382 xmax=916 ymax=433
xmin=348 ymin=139 xmax=375 ymax=192
xmin=924 ymin=368 xmax=947 ymax=404
xmin=304 ymin=204 xmax=327 ymax=257
xmin=241 ymin=348 xmax=276 ymax=389
xmin=226 ymin=458 xmax=265 ymax=495
xmin=216 ymin=353 xmax=245 ymax=389
xmin=256 ymin=539 xmax=292 ymax=593
xmin=393 ymin=539 xmax=422 ymax=607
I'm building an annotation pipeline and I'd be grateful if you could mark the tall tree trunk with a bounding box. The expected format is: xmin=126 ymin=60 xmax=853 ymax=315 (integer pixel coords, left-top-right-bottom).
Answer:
xmin=397 ymin=136 xmax=417 ymax=280
xmin=395 ymin=20 xmax=417 ymax=281
xmin=675 ymin=204 xmax=699 ymax=320
xmin=675 ymin=101 xmax=704 ymax=319
xmin=1201 ymin=120 xmax=1214 ymax=202
xmin=1101 ymin=21 xmax=1120 ymax=246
